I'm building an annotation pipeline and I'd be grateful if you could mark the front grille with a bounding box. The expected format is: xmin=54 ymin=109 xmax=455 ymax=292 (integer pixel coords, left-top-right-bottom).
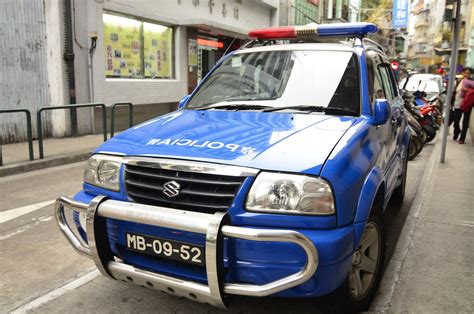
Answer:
xmin=124 ymin=164 xmax=246 ymax=214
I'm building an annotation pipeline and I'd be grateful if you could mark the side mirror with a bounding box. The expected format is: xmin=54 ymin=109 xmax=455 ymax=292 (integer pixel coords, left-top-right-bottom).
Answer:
xmin=178 ymin=95 xmax=190 ymax=110
xmin=373 ymin=99 xmax=391 ymax=125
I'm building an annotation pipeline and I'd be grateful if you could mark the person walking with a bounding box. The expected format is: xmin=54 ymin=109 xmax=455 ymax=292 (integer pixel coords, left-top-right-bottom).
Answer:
xmin=458 ymin=78 xmax=474 ymax=144
xmin=452 ymin=67 xmax=472 ymax=141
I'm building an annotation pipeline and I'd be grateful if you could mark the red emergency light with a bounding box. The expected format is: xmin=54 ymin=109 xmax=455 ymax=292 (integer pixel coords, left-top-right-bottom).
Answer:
xmin=390 ymin=60 xmax=400 ymax=71
xmin=248 ymin=22 xmax=378 ymax=40
xmin=197 ymin=38 xmax=224 ymax=49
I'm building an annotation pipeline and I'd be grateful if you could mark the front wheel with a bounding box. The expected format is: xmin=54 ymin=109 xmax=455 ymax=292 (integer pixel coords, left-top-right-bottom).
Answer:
xmin=408 ymin=137 xmax=421 ymax=160
xmin=422 ymin=124 xmax=436 ymax=143
xmin=334 ymin=214 xmax=385 ymax=312
xmin=420 ymin=129 xmax=428 ymax=144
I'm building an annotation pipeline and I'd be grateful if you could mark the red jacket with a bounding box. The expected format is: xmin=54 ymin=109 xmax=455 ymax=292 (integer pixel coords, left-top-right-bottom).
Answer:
xmin=460 ymin=87 xmax=474 ymax=112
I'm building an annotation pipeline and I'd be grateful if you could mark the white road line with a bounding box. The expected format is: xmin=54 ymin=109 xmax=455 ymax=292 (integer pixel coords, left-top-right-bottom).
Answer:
xmin=0 ymin=216 xmax=53 ymax=241
xmin=11 ymin=270 xmax=100 ymax=314
xmin=0 ymin=200 xmax=55 ymax=224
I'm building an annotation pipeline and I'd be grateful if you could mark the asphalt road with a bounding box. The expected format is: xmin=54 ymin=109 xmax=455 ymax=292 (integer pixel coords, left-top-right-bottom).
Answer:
xmin=0 ymin=144 xmax=434 ymax=313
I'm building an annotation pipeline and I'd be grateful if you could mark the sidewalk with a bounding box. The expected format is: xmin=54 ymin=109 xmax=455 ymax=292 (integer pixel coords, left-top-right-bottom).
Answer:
xmin=0 ymin=134 xmax=104 ymax=176
xmin=372 ymin=134 xmax=473 ymax=312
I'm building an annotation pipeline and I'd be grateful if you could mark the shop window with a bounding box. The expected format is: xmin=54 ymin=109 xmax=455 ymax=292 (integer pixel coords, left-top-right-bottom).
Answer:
xmin=103 ymin=13 xmax=174 ymax=79
xmin=143 ymin=22 xmax=173 ymax=79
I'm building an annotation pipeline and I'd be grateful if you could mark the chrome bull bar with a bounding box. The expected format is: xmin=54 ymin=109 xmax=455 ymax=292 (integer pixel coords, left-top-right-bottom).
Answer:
xmin=55 ymin=196 xmax=319 ymax=308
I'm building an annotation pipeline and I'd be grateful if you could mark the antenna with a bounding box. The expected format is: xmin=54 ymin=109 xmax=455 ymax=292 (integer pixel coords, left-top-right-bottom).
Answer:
xmin=222 ymin=30 xmax=243 ymax=57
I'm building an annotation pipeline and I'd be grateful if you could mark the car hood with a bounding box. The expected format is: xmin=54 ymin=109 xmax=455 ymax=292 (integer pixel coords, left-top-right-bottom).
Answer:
xmin=97 ymin=110 xmax=356 ymax=175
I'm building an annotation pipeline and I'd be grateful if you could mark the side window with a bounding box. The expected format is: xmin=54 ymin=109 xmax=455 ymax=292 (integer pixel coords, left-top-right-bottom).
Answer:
xmin=386 ymin=66 xmax=399 ymax=97
xmin=378 ymin=66 xmax=395 ymax=101
xmin=366 ymin=55 xmax=385 ymax=109
xmin=374 ymin=67 xmax=385 ymax=99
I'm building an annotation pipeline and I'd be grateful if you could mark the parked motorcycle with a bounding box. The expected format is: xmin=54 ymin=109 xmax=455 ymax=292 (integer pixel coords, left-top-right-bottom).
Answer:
xmin=406 ymin=109 xmax=427 ymax=144
xmin=408 ymin=125 xmax=423 ymax=160
xmin=403 ymin=103 xmax=425 ymax=160
xmin=403 ymin=91 xmax=438 ymax=143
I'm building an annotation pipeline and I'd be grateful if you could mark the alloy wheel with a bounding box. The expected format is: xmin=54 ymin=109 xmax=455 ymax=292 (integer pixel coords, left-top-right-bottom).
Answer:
xmin=349 ymin=222 xmax=381 ymax=300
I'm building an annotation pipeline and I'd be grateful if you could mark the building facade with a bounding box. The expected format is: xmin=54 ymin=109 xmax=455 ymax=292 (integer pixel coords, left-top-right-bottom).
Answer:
xmin=286 ymin=0 xmax=351 ymax=26
xmin=1 ymin=0 xmax=280 ymax=143
xmin=407 ymin=0 xmax=473 ymax=72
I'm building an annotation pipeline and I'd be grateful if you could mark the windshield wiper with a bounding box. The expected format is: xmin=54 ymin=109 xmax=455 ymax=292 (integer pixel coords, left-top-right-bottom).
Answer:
xmin=322 ymin=107 xmax=359 ymax=116
xmin=196 ymin=104 xmax=272 ymax=111
xmin=263 ymin=105 xmax=358 ymax=116
xmin=263 ymin=105 xmax=325 ymax=113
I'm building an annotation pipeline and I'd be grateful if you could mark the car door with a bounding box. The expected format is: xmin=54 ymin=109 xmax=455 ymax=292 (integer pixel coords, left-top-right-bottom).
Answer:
xmin=377 ymin=59 xmax=404 ymax=196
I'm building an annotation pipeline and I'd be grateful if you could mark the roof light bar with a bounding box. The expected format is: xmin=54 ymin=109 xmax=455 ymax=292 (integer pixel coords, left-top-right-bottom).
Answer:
xmin=248 ymin=23 xmax=378 ymax=40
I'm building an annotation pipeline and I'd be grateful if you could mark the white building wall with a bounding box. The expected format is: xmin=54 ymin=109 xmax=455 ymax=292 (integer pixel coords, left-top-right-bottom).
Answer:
xmin=107 ymin=0 xmax=277 ymax=32
xmin=74 ymin=0 xmax=279 ymax=110
xmin=0 ymin=0 xmax=50 ymax=143
xmin=44 ymin=0 xmax=69 ymax=137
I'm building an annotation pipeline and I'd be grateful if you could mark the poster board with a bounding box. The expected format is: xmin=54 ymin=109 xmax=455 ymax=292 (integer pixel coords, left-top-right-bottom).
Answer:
xmin=143 ymin=22 xmax=173 ymax=78
xmin=103 ymin=14 xmax=142 ymax=78
xmin=188 ymin=39 xmax=197 ymax=67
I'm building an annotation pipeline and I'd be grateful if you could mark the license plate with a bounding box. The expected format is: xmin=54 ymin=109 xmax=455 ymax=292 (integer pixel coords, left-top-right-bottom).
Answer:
xmin=125 ymin=233 xmax=205 ymax=266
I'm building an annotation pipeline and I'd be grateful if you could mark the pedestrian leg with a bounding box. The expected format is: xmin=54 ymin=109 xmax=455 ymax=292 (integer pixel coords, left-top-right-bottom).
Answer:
xmin=452 ymin=109 xmax=462 ymax=140
xmin=459 ymin=108 xmax=472 ymax=144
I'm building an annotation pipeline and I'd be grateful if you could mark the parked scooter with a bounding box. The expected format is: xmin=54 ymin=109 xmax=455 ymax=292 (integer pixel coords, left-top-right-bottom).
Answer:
xmin=408 ymin=125 xmax=423 ymax=160
xmin=402 ymin=90 xmax=438 ymax=143
xmin=418 ymin=102 xmax=442 ymax=128
xmin=406 ymin=109 xmax=427 ymax=144
xmin=403 ymin=100 xmax=426 ymax=160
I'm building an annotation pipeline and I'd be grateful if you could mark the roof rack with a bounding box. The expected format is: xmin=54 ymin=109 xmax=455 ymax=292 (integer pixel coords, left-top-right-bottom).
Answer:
xmin=240 ymin=37 xmax=354 ymax=50
xmin=362 ymin=38 xmax=385 ymax=54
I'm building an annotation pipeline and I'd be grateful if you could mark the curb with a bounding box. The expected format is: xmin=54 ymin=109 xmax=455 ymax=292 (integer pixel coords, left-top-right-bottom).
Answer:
xmin=369 ymin=140 xmax=441 ymax=312
xmin=0 ymin=152 xmax=91 ymax=177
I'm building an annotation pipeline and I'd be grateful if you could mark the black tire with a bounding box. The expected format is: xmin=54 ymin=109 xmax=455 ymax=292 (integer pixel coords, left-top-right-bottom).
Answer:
xmin=408 ymin=138 xmax=421 ymax=160
xmin=333 ymin=213 xmax=385 ymax=312
xmin=414 ymin=136 xmax=423 ymax=155
xmin=420 ymin=129 xmax=428 ymax=144
xmin=422 ymin=124 xmax=436 ymax=143
xmin=391 ymin=151 xmax=408 ymax=205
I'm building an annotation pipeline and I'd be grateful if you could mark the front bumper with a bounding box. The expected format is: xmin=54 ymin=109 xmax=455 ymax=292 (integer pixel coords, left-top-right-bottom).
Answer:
xmin=55 ymin=196 xmax=319 ymax=308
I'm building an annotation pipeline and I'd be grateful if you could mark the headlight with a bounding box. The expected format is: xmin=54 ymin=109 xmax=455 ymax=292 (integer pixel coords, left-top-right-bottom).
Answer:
xmin=246 ymin=172 xmax=335 ymax=215
xmin=83 ymin=154 xmax=122 ymax=191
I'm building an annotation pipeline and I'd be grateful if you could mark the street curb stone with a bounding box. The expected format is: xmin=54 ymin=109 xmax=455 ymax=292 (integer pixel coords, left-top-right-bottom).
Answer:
xmin=0 ymin=152 xmax=91 ymax=177
xmin=369 ymin=140 xmax=441 ymax=313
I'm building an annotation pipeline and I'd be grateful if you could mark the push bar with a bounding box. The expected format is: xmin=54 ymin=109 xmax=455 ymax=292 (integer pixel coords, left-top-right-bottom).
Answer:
xmin=55 ymin=196 xmax=318 ymax=308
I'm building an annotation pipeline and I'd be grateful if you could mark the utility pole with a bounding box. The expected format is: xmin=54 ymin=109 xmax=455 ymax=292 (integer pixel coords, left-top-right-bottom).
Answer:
xmin=440 ymin=0 xmax=462 ymax=163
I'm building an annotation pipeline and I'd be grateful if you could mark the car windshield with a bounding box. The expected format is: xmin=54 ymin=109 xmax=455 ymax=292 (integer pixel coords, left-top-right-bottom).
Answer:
xmin=401 ymin=78 xmax=440 ymax=93
xmin=186 ymin=50 xmax=360 ymax=114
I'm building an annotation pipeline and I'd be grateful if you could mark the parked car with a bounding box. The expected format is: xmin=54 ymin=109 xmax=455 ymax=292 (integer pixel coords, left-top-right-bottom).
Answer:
xmin=399 ymin=73 xmax=446 ymax=107
xmin=55 ymin=23 xmax=409 ymax=311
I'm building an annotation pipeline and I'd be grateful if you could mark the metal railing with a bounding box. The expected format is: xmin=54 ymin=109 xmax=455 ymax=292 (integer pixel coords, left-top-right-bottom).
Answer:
xmin=37 ymin=103 xmax=107 ymax=159
xmin=0 ymin=109 xmax=34 ymax=166
xmin=110 ymin=102 xmax=133 ymax=137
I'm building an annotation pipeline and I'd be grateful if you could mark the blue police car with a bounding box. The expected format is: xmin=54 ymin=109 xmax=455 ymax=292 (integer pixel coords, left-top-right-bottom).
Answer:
xmin=55 ymin=23 xmax=409 ymax=311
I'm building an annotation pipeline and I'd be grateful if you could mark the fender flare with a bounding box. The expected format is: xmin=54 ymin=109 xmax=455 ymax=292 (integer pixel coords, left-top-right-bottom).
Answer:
xmin=353 ymin=167 xmax=385 ymax=247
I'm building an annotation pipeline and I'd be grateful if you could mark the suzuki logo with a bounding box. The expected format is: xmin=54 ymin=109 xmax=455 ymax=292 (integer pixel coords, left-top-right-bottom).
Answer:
xmin=163 ymin=181 xmax=180 ymax=198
